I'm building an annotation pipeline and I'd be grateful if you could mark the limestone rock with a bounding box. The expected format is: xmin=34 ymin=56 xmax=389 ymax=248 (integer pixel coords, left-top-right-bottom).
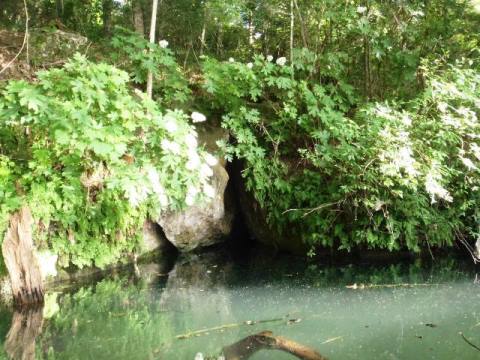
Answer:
xmin=158 ymin=163 xmax=233 ymax=251
xmin=29 ymin=28 xmax=88 ymax=66
xmin=140 ymin=220 xmax=169 ymax=256
xmin=0 ymin=29 xmax=88 ymax=81
xmin=34 ymin=250 xmax=58 ymax=281
xmin=157 ymin=124 xmax=234 ymax=252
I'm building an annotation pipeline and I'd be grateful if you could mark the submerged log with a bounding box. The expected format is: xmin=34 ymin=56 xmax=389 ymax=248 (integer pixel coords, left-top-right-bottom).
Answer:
xmin=222 ymin=331 xmax=327 ymax=360
xmin=1 ymin=207 xmax=44 ymax=306
xmin=4 ymin=307 xmax=44 ymax=360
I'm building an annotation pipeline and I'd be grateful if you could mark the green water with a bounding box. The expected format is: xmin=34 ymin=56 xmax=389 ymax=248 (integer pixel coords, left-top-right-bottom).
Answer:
xmin=1 ymin=251 xmax=479 ymax=359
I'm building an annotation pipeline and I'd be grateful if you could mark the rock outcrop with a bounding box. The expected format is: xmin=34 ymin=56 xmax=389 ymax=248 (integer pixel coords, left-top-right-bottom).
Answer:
xmin=0 ymin=29 xmax=88 ymax=81
xmin=139 ymin=220 xmax=171 ymax=257
xmin=157 ymin=124 xmax=234 ymax=252
xmin=232 ymin=160 xmax=307 ymax=254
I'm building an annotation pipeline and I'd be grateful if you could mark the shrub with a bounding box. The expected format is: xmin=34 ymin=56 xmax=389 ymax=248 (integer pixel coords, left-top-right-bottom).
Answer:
xmin=0 ymin=54 xmax=216 ymax=268
xmin=203 ymin=52 xmax=480 ymax=253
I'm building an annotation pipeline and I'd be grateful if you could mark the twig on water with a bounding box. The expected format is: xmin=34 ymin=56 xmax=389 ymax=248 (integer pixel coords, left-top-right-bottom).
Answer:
xmin=346 ymin=283 xmax=439 ymax=290
xmin=321 ymin=336 xmax=343 ymax=345
xmin=176 ymin=317 xmax=285 ymax=339
xmin=460 ymin=332 xmax=480 ymax=352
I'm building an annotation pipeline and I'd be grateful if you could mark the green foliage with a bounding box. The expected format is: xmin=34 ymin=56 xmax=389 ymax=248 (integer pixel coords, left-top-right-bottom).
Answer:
xmin=203 ymin=51 xmax=480 ymax=252
xmin=1 ymin=0 xmax=479 ymax=260
xmin=110 ymin=28 xmax=191 ymax=107
xmin=0 ymin=54 xmax=216 ymax=268
xmin=36 ymin=278 xmax=175 ymax=360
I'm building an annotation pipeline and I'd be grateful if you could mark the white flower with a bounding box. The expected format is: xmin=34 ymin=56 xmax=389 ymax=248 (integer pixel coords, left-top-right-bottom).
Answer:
xmin=187 ymin=186 xmax=199 ymax=197
xmin=425 ymin=168 xmax=453 ymax=204
xmin=125 ymin=184 xmax=139 ymax=206
xmin=147 ymin=167 xmax=161 ymax=191
xmin=247 ymin=62 xmax=253 ymax=69
xmin=161 ymin=139 xmax=181 ymax=154
xmin=357 ymin=6 xmax=367 ymax=14
xmin=200 ymin=163 xmax=213 ymax=177
xmin=228 ymin=57 xmax=235 ymax=63
xmin=185 ymin=194 xmax=195 ymax=206
xmin=437 ymin=102 xmax=448 ymax=113
xmin=203 ymin=183 xmax=215 ymax=198
xmin=205 ymin=153 xmax=218 ymax=166
xmin=165 ymin=119 xmax=178 ymax=133
xmin=169 ymin=141 xmax=181 ymax=154
xmin=461 ymin=157 xmax=477 ymax=171
xmin=266 ymin=55 xmax=273 ymax=62
xmin=158 ymin=193 xmax=169 ymax=207
xmin=254 ymin=32 xmax=262 ymax=40
xmin=159 ymin=39 xmax=169 ymax=48
xmin=401 ymin=113 xmax=412 ymax=127
xmin=36 ymin=251 xmax=58 ymax=280
xmin=276 ymin=57 xmax=287 ymax=66
xmin=161 ymin=139 xmax=171 ymax=152
xmin=125 ymin=184 xmax=149 ymax=207
xmin=471 ymin=144 xmax=480 ymax=161
xmin=186 ymin=150 xmax=201 ymax=170
xmin=411 ymin=10 xmax=424 ymax=17
xmin=185 ymin=133 xmax=198 ymax=149
xmin=191 ymin=111 xmax=207 ymax=123
xmin=147 ymin=168 xmax=167 ymax=206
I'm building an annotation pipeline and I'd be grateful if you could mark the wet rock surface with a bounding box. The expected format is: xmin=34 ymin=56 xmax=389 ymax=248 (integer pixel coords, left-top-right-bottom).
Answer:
xmin=158 ymin=125 xmax=234 ymax=252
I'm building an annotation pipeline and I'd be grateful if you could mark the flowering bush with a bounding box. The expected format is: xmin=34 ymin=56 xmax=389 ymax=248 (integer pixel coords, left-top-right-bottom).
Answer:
xmin=203 ymin=51 xmax=480 ymax=253
xmin=0 ymin=54 xmax=216 ymax=268
xmin=110 ymin=28 xmax=191 ymax=106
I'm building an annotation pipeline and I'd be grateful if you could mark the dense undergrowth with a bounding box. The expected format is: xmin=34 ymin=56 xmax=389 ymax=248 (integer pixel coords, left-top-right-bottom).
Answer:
xmin=0 ymin=54 xmax=217 ymax=268
xmin=202 ymin=54 xmax=480 ymax=253
xmin=1 ymin=0 xmax=480 ymax=268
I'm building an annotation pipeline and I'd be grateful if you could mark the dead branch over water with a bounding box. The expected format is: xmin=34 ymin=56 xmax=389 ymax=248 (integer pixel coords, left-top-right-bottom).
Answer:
xmin=222 ymin=331 xmax=327 ymax=360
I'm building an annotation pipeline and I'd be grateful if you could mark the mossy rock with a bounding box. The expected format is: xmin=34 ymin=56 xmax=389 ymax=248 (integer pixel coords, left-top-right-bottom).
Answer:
xmin=29 ymin=28 xmax=88 ymax=66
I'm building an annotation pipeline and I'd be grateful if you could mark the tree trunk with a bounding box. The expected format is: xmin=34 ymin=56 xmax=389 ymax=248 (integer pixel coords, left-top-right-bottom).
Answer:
xmin=102 ymin=0 xmax=113 ymax=36
xmin=55 ymin=0 xmax=64 ymax=20
xmin=216 ymin=25 xmax=223 ymax=56
xmin=293 ymin=0 xmax=308 ymax=48
xmin=248 ymin=10 xmax=254 ymax=46
xmin=132 ymin=0 xmax=145 ymax=36
xmin=290 ymin=0 xmax=294 ymax=65
xmin=146 ymin=0 xmax=159 ymax=99
xmin=1 ymin=207 xmax=44 ymax=306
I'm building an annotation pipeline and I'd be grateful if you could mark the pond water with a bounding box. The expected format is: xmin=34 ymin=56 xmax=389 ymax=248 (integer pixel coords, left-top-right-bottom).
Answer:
xmin=0 ymin=250 xmax=479 ymax=360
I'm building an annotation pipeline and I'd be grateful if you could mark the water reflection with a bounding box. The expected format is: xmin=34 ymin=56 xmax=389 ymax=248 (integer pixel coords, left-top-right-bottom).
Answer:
xmin=1 ymin=252 xmax=479 ymax=360
xmin=4 ymin=308 xmax=43 ymax=360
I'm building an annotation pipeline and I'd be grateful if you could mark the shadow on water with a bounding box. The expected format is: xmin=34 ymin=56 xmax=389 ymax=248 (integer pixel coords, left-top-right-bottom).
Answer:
xmin=1 ymin=247 xmax=480 ymax=360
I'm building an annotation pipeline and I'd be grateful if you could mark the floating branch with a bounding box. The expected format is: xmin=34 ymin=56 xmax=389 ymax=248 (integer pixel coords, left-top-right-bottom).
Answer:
xmin=346 ymin=283 xmax=439 ymax=290
xmin=460 ymin=332 xmax=480 ymax=352
xmin=222 ymin=330 xmax=327 ymax=360
xmin=175 ymin=317 xmax=285 ymax=340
